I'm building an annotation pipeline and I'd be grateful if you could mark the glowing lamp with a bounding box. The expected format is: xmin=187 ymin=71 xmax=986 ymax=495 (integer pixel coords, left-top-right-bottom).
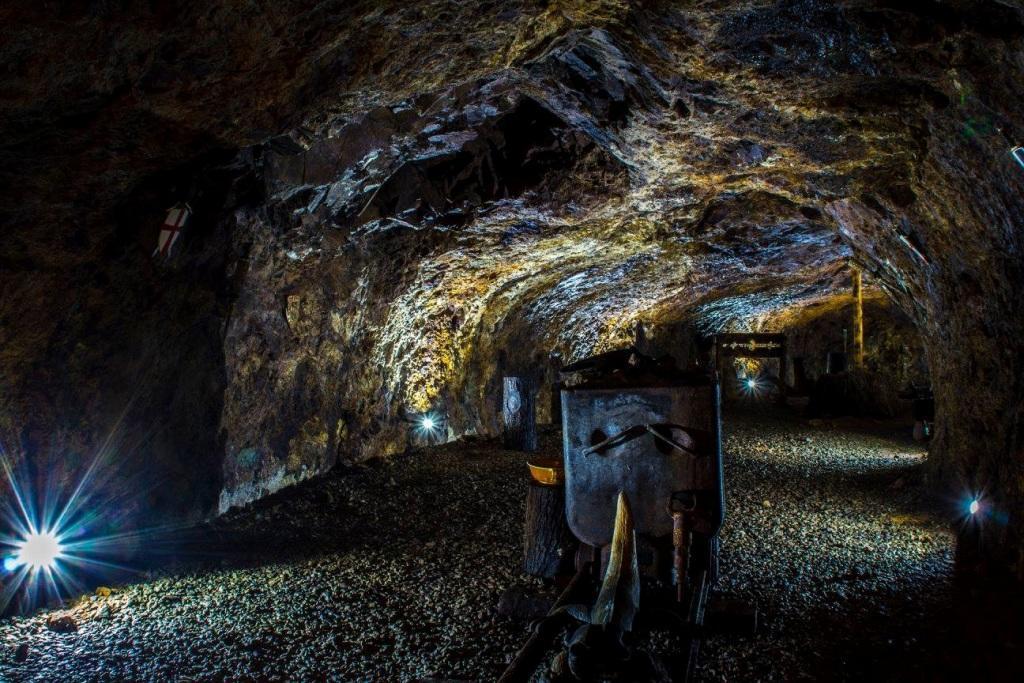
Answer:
xmin=420 ymin=417 xmax=436 ymax=432
xmin=969 ymin=499 xmax=980 ymax=515
xmin=13 ymin=530 xmax=64 ymax=571
xmin=746 ymin=378 xmax=758 ymax=390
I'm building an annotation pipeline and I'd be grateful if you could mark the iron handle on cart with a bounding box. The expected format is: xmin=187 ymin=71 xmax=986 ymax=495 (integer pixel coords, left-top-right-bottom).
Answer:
xmin=582 ymin=422 xmax=709 ymax=457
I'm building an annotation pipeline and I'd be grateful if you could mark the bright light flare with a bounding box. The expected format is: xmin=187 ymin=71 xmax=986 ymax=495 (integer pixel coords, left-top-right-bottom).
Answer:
xmin=412 ymin=413 xmax=444 ymax=442
xmin=741 ymin=375 xmax=763 ymax=396
xmin=13 ymin=530 xmax=64 ymax=571
xmin=969 ymin=499 xmax=980 ymax=515
xmin=1 ymin=401 xmax=186 ymax=614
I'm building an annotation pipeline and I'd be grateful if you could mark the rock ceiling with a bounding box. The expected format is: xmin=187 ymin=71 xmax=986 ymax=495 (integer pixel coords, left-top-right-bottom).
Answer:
xmin=1 ymin=1 xmax=1023 ymax=564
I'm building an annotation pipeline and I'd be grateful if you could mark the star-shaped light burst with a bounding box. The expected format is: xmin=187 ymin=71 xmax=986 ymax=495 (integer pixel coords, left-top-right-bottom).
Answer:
xmin=1 ymin=456 xmax=84 ymax=611
xmin=415 ymin=412 xmax=443 ymax=437
xmin=0 ymin=418 xmax=152 ymax=613
xmin=954 ymin=489 xmax=1000 ymax=531
xmin=741 ymin=375 xmax=763 ymax=396
xmin=1 ymin=479 xmax=72 ymax=610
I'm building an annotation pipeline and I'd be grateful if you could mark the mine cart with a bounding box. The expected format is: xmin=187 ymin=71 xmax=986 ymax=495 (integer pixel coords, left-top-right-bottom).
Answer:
xmin=561 ymin=353 xmax=724 ymax=589
xmin=502 ymin=350 xmax=752 ymax=683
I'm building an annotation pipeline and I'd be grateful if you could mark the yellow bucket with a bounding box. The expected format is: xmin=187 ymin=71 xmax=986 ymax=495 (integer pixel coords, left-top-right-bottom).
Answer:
xmin=527 ymin=457 xmax=564 ymax=486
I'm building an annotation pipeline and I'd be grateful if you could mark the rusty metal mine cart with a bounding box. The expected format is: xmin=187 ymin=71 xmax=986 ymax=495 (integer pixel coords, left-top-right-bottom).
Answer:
xmin=502 ymin=350 xmax=755 ymax=683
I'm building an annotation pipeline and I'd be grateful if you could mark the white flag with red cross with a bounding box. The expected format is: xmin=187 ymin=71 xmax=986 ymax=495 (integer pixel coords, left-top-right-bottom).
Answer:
xmin=153 ymin=203 xmax=191 ymax=258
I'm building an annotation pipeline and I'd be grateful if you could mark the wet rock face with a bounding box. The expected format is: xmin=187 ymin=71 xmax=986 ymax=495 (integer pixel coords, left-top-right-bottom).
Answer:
xmin=2 ymin=1 xmax=1024 ymax=572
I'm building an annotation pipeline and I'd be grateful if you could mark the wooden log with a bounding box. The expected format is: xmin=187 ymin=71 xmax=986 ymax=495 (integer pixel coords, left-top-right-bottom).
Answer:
xmin=503 ymin=376 xmax=537 ymax=452
xmin=523 ymin=481 xmax=575 ymax=578
xmin=852 ymin=266 xmax=864 ymax=368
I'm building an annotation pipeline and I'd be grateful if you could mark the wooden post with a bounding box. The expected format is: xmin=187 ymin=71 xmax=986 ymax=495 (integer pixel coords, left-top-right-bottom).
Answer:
xmin=777 ymin=337 xmax=788 ymax=404
xmin=523 ymin=481 xmax=575 ymax=578
xmin=549 ymin=355 xmax=563 ymax=427
xmin=852 ymin=267 xmax=864 ymax=368
xmin=550 ymin=383 xmax=562 ymax=427
xmin=503 ymin=376 xmax=537 ymax=451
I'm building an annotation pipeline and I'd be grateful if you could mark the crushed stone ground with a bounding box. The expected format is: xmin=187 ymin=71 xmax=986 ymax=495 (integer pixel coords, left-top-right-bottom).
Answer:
xmin=0 ymin=408 xmax=954 ymax=681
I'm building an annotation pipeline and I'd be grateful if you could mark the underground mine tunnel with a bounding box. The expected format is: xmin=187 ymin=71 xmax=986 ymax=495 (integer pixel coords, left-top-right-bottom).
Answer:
xmin=2 ymin=0 xmax=1024 ymax=681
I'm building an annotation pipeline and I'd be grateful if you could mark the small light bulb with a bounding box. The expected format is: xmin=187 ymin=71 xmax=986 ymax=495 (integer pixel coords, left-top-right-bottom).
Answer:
xmin=746 ymin=378 xmax=758 ymax=389
xmin=421 ymin=417 xmax=435 ymax=431
xmin=969 ymin=499 xmax=980 ymax=515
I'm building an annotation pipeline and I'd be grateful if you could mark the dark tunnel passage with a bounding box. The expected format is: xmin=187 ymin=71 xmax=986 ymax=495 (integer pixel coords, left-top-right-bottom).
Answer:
xmin=2 ymin=0 xmax=1024 ymax=680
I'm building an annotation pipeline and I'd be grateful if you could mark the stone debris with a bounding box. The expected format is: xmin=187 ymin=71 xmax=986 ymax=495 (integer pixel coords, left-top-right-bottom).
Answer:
xmin=44 ymin=614 xmax=78 ymax=634
xmin=0 ymin=410 xmax=953 ymax=681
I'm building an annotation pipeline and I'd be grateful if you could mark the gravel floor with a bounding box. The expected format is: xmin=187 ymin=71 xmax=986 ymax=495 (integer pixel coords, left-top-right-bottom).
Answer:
xmin=0 ymin=408 xmax=954 ymax=681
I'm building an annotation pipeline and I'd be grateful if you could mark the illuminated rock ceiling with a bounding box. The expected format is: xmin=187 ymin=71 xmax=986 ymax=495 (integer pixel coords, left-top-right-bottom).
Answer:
xmin=1 ymin=1 xmax=1023 ymax=564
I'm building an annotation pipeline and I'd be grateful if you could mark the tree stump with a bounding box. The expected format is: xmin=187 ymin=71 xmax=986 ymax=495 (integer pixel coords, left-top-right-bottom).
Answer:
xmin=503 ymin=376 xmax=537 ymax=452
xmin=523 ymin=481 xmax=576 ymax=578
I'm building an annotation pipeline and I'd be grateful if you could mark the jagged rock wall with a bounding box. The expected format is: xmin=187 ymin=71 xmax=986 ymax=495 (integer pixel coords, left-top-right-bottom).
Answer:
xmin=213 ymin=24 xmax=857 ymax=509
xmin=218 ymin=1 xmax=1024 ymax=577
xmin=3 ymin=1 xmax=1024 ymax=576
xmin=0 ymin=0 xmax=559 ymax=527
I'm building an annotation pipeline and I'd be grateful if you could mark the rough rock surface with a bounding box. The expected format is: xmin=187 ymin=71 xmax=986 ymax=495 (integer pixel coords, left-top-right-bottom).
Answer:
xmin=1 ymin=1 xmax=1023 ymax=572
xmin=0 ymin=411 xmax=957 ymax=681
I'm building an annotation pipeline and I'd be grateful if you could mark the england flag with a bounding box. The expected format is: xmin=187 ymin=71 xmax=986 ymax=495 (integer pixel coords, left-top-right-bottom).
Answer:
xmin=153 ymin=203 xmax=191 ymax=258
